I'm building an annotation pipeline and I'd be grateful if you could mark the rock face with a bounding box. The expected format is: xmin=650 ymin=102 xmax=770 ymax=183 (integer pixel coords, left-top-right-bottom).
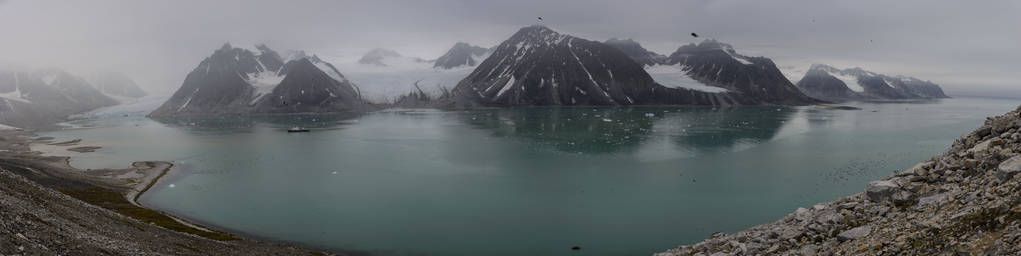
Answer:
xmin=448 ymin=26 xmax=762 ymax=108
xmin=89 ymin=72 xmax=147 ymax=98
xmin=0 ymin=69 xmax=118 ymax=127
xmin=149 ymin=44 xmax=366 ymax=116
xmin=657 ymin=105 xmax=1021 ymax=256
xmin=663 ymin=39 xmax=820 ymax=105
xmin=603 ymin=38 xmax=666 ymax=66
xmin=796 ymin=64 xmax=949 ymax=102
xmin=433 ymin=42 xmax=490 ymax=69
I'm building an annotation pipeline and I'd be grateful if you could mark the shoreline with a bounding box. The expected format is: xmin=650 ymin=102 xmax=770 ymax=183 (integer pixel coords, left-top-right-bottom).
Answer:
xmin=2 ymin=130 xmax=375 ymax=256
xmin=0 ymin=129 xmax=338 ymax=255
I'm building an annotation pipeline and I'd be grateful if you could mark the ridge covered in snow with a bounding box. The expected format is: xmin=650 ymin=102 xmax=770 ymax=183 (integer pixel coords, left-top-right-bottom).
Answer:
xmin=150 ymin=43 xmax=366 ymax=116
xmin=796 ymin=64 xmax=949 ymax=102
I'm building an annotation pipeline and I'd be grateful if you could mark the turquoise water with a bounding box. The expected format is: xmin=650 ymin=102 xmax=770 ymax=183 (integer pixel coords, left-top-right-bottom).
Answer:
xmin=39 ymin=98 xmax=1017 ymax=255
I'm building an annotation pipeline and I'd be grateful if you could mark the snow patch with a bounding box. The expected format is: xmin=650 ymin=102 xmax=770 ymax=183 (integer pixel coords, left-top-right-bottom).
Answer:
xmin=496 ymin=76 xmax=516 ymax=98
xmin=882 ymin=78 xmax=900 ymax=89
xmin=247 ymin=70 xmax=285 ymax=104
xmin=718 ymin=45 xmax=753 ymax=65
xmin=646 ymin=64 xmax=729 ymax=93
xmin=0 ymin=74 xmax=31 ymax=103
xmin=822 ymin=69 xmax=865 ymax=92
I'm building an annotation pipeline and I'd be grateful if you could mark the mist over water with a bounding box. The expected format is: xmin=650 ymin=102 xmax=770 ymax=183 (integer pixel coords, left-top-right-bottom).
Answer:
xmin=38 ymin=97 xmax=1016 ymax=255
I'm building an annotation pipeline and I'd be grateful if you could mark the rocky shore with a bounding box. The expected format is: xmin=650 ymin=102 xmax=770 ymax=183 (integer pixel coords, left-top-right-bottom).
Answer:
xmin=0 ymin=130 xmax=331 ymax=255
xmin=657 ymin=105 xmax=1021 ymax=255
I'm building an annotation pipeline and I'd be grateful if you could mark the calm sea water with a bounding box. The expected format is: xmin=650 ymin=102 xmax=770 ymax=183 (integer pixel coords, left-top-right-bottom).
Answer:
xmin=38 ymin=98 xmax=1017 ymax=255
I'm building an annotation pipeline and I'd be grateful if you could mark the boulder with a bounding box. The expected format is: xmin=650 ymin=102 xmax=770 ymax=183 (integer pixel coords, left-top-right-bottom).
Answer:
xmin=837 ymin=226 xmax=871 ymax=242
xmin=997 ymin=156 xmax=1021 ymax=181
xmin=865 ymin=180 xmax=899 ymax=202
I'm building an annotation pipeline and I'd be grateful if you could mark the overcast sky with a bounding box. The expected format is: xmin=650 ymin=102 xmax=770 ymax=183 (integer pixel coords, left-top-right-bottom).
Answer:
xmin=1 ymin=0 xmax=1018 ymax=96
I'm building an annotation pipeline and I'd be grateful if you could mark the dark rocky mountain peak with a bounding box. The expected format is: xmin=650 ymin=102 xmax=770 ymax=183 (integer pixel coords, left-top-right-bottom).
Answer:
xmin=603 ymin=38 xmax=666 ymax=66
xmin=449 ymin=25 xmax=662 ymax=107
xmin=663 ymin=39 xmax=819 ymax=105
xmin=433 ymin=42 xmax=491 ymax=69
xmin=150 ymin=43 xmax=366 ymax=116
xmin=449 ymin=25 xmax=755 ymax=107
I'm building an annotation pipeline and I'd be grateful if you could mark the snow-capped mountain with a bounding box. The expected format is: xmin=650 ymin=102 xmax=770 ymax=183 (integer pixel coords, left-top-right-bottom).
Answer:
xmin=449 ymin=25 xmax=667 ymax=106
xmin=662 ymin=39 xmax=819 ymax=105
xmin=90 ymin=71 xmax=147 ymax=99
xmin=433 ymin=42 xmax=491 ymax=69
xmin=603 ymin=38 xmax=666 ymax=66
xmin=448 ymin=26 xmax=815 ymax=108
xmin=796 ymin=64 xmax=949 ymax=101
xmin=0 ymin=68 xmax=117 ymax=127
xmin=149 ymin=43 xmax=366 ymax=116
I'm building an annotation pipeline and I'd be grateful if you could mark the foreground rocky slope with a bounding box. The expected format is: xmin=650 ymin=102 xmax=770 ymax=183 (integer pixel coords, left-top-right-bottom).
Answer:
xmin=0 ymin=130 xmax=334 ymax=255
xmin=0 ymin=168 xmax=321 ymax=255
xmin=658 ymin=105 xmax=1021 ymax=255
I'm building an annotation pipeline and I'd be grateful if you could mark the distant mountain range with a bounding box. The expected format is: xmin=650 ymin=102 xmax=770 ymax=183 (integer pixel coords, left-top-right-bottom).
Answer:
xmin=796 ymin=64 xmax=948 ymax=102
xmin=446 ymin=25 xmax=818 ymax=108
xmin=148 ymin=26 xmax=950 ymax=116
xmin=149 ymin=44 xmax=366 ymax=116
xmin=0 ymin=69 xmax=118 ymax=127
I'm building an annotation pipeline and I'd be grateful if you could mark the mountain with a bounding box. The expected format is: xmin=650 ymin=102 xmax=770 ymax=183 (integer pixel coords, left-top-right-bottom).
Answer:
xmin=603 ymin=38 xmax=666 ymax=66
xmin=448 ymin=26 xmax=817 ymax=108
xmin=0 ymin=69 xmax=118 ymax=127
xmin=90 ymin=72 xmax=147 ymax=99
xmin=149 ymin=43 xmax=366 ymax=116
xmin=661 ymin=39 xmax=819 ymax=105
xmin=433 ymin=42 xmax=490 ymax=69
xmin=796 ymin=64 xmax=949 ymax=101
xmin=449 ymin=25 xmax=669 ymax=107
xmin=357 ymin=48 xmax=428 ymax=67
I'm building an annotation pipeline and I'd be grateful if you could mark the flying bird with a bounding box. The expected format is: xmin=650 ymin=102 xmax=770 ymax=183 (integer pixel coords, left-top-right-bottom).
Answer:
xmin=691 ymin=32 xmax=699 ymax=38
xmin=537 ymin=17 xmax=543 ymax=21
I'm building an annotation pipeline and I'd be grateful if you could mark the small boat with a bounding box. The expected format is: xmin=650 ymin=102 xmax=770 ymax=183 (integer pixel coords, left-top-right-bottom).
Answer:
xmin=287 ymin=127 xmax=310 ymax=133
